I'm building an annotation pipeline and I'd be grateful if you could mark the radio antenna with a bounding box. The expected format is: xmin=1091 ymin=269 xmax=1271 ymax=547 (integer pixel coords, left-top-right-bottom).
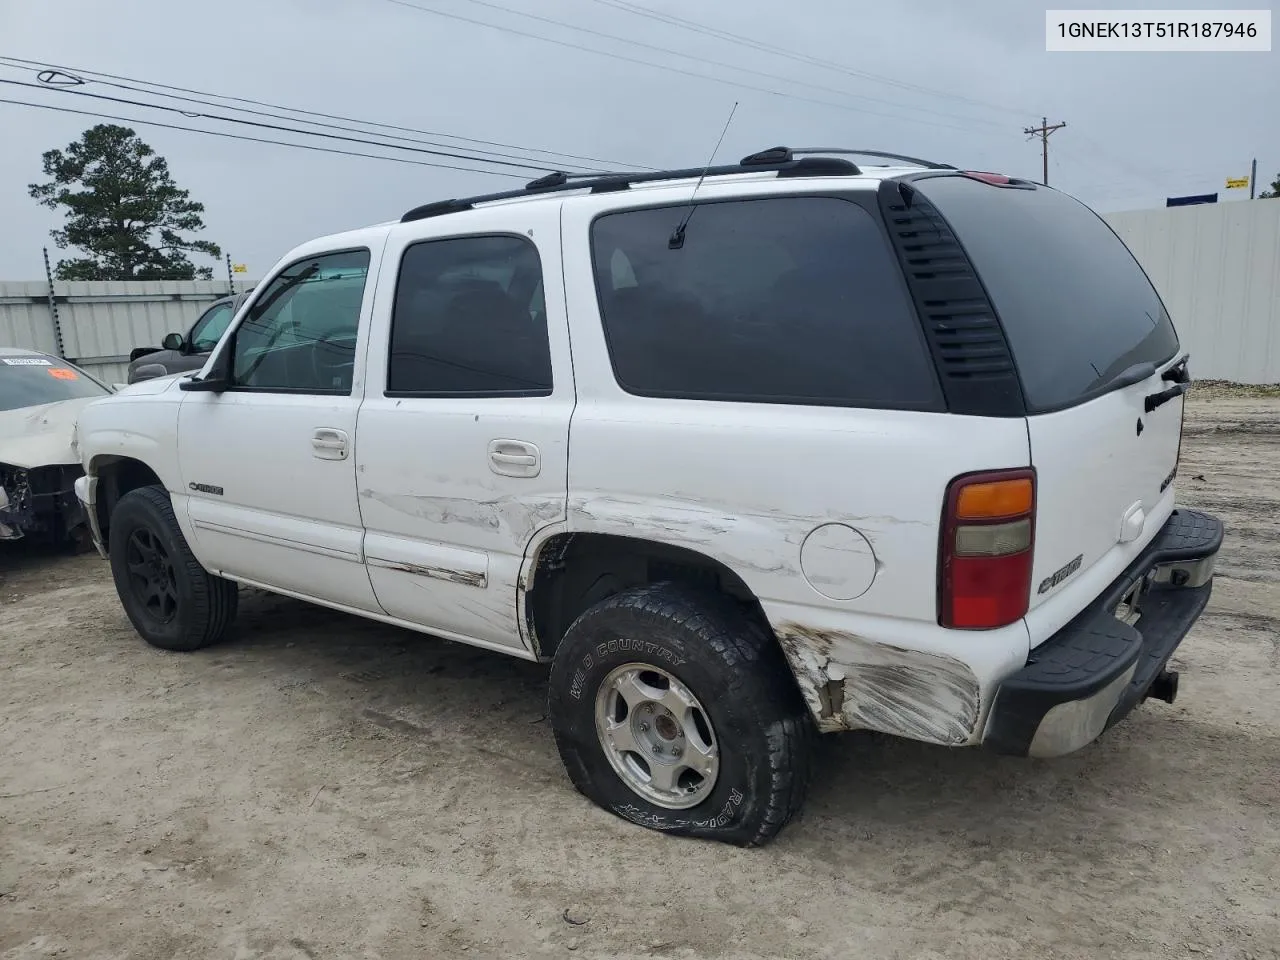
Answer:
xmin=669 ymin=100 xmax=739 ymax=250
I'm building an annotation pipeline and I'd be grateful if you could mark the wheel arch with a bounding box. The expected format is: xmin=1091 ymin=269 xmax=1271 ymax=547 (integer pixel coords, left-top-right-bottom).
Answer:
xmin=89 ymin=454 xmax=166 ymax=543
xmin=521 ymin=531 xmax=770 ymax=660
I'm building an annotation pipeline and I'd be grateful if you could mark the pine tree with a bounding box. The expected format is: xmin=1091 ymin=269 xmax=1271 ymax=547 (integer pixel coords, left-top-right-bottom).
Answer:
xmin=29 ymin=124 xmax=221 ymax=280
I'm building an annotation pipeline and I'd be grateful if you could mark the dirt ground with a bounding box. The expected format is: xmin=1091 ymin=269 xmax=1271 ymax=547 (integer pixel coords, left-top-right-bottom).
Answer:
xmin=2 ymin=394 xmax=1277 ymax=960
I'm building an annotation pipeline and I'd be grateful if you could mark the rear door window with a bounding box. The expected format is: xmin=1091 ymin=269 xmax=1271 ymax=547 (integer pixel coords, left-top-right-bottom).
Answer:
xmin=913 ymin=175 xmax=1180 ymax=412
xmin=386 ymin=235 xmax=553 ymax=397
xmin=589 ymin=196 xmax=942 ymax=409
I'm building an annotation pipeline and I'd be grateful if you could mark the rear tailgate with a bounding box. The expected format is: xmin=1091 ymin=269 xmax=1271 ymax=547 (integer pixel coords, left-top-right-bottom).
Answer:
xmin=910 ymin=174 xmax=1186 ymax=645
xmin=1023 ymin=365 xmax=1183 ymax=639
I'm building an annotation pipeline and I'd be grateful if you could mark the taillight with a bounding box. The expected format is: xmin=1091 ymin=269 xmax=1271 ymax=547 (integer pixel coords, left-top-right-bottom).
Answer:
xmin=939 ymin=469 xmax=1036 ymax=630
xmin=961 ymin=171 xmax=1012 ymax=185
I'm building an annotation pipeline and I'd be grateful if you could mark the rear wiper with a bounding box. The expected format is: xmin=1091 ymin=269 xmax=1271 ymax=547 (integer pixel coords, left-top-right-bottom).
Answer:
xmin=1162 ymin=352 xmax=1191 ymax=384
xmin=1145 ymin=353 xmax=1193 ymax=411
xmin=1095 ymin=359 xmax=1189 ymax=412
xmin=1106 ymin=361 xmax=1157 ymax=391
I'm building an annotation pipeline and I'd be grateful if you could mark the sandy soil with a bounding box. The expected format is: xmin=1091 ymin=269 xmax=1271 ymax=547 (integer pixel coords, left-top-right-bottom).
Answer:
xmin=2 ymin=395 xmax=1277 ymax=960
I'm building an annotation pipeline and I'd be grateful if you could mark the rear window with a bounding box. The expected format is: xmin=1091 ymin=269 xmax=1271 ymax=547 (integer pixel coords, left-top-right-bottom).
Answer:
xmin=915 ymin=176 xmax=1179 ymax=412
xmin=1 ymin=355 xmax=110 ymax=412
xmin=589 ymin=196 xmax=942 ymax=409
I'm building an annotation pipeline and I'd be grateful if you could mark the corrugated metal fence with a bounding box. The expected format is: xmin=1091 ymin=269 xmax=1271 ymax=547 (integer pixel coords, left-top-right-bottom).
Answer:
xmin=3 ymin=201 xmax=1279 ymax=384
xmin=1105 ymin=200 xmax=1280 ymax=385
xmin=0 ymin=279 xmax=251 ymax=385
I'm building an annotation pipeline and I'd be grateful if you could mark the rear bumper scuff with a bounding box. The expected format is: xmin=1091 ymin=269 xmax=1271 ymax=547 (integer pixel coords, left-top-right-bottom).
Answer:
xmin=983 ymin=508 xmax=1223 ymax=758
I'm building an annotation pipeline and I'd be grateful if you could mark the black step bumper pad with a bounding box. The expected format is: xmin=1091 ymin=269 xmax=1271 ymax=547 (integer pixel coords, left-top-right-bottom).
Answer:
xmin=983 ymin=509 xmax=1224 ymax=758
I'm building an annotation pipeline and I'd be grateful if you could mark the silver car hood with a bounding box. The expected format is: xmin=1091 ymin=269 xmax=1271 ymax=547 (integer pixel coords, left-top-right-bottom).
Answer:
xmin=0 ymin=398 xmax=98 ymax=470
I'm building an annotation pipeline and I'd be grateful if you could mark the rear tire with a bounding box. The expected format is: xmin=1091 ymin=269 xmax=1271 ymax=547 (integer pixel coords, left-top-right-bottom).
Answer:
xmin=108 ymin=485 xmax=238 ymax=651
xmin=547 ymin=582 xmax=815 ymax=847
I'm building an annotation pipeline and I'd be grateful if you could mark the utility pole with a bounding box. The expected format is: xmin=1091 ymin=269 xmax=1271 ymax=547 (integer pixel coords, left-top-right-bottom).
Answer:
xmin=1024 ymin=117 xmax=1067 ymax=185
xmin=1250 ymin=157 xmax=1257 ymax=199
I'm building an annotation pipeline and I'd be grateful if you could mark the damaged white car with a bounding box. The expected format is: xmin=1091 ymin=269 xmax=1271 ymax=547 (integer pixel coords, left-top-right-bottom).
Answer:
xmin=0 ymin=347 xmax=114 ymax=544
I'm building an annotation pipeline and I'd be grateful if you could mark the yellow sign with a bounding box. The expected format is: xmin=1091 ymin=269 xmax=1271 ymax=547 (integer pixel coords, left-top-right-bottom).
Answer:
xmin=1225 ymin=177 xmax=1250 ymax=189
xmin=232 ymin=263 xmax=248 ymax=273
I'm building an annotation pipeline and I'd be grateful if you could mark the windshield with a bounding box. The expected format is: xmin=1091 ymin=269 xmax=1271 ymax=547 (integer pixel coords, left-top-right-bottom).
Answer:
xmin=0 ymin=355 xmax=112 ymax=412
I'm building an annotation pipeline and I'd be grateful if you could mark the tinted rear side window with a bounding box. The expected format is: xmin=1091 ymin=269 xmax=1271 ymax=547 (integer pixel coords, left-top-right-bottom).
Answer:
xmin=915 ymin=176 xmax=1179 ymax=412
xmin=387 ymin=235 xmax=552 ymax=396
xmin=589 ymin=196 xmax=941 ymax=409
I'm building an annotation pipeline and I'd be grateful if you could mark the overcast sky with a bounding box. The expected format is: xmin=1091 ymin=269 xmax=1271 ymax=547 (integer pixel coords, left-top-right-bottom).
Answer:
xmin=0 ymin=0 xmax=1275 ymax=280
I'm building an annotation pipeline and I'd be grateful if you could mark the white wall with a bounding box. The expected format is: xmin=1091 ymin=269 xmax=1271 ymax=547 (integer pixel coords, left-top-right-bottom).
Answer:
xmin=1104 ymin=200 xmax=1280 ymax=384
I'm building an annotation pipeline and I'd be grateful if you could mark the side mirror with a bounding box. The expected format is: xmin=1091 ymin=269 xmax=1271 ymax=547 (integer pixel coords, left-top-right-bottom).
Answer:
xmin=162 ymin=332 xmax=186 ymax=352
xmin=179 ymin=374 xmax=229 ymax=393
xmin=178 ymin=349 xmax=231 ymax=393
xmin=131 ymin=363 xmax=169 ymax=383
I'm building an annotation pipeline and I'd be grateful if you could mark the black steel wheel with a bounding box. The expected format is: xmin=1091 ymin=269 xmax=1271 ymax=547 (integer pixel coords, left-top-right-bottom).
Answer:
xmin=108 ymin=485 xmax=238 ymax=651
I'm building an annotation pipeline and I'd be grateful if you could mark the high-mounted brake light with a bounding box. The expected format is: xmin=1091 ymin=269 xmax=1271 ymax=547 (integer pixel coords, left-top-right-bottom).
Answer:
xmin=939 ymin=469 xmax=1036 ymax=630
xmin=961 ymin=171 xmax=1012 ymax=185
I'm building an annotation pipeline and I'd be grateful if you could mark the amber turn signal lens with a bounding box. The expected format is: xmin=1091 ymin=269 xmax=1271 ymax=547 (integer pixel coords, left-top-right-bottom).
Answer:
xmin=955 ymin=478 xmax=1034 ymax=520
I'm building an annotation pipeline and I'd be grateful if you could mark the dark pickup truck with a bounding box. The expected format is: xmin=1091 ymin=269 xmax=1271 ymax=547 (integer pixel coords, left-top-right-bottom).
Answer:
xmin=127 ymin=291 xmax=251 ymax=384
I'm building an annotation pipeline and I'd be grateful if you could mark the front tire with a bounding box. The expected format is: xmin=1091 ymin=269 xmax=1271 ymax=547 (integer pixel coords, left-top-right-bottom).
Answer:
xmin=547 ymin=583 xmax=814 ymax=847
xmin=108 ymin=485 xmax=238 ymax=651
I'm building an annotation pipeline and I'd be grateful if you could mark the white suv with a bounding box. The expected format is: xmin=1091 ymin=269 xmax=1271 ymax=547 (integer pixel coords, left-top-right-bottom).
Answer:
xmin=72 ymin=147 xmax=1223 ymax=846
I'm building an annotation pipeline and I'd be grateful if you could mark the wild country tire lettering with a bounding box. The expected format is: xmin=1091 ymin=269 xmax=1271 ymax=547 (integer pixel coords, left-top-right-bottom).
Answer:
xmin=614 ymin=788 xmax=745 ymax=830
xmin=568 ymin=638 xmax=688 ymax=700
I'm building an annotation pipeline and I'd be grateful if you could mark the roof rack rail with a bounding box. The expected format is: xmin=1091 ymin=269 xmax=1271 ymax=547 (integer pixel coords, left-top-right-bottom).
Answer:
xmin=524 ymin=170 xmax=623 ymax=190
xmin=400 ymin=154 xmax=863 ymax=223
xmin=741 ymin=146 xmax=955 ymax=170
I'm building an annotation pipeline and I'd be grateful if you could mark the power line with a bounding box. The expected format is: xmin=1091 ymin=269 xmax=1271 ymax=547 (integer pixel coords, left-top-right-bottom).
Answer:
xmin=0 ymin=78 xmax=568 ymax=174
xmin=584 ymin=0 xmax=1034 ymax=118
xmin=0 ymin=54 xmax=644 ymax=172
xmin=0 ymin=61 xmax=607 ymax=174
xmin=376 ymin=0 xmax=998 ymax=136
xmin=1065 ymin=129 xmax=1184 ymax=182
xmin=0 ymin=96 xmax=527 ymax=178
xmin=443 ymin=0 xmax=1007 ymax=130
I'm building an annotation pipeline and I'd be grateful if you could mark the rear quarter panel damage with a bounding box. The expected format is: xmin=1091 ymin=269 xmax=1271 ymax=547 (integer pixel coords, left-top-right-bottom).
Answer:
xmin=563 ymin=401 xmax=1033 ymax=746
xmin=774 ymin=623 xmax=982 ymax=744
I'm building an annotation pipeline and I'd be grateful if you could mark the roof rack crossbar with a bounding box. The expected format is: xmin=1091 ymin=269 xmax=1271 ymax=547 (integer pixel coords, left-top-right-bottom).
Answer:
xmin=399 ymin=156 xmax=862 ymax=222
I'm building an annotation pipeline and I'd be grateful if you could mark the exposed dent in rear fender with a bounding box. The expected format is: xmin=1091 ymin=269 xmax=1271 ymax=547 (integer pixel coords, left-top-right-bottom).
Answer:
xmin=773 ymin=622 xmax=983 ymax=745
xmin=566 ymin=492 xmax=916 ymax=581
xmin=563 ymin=492 xmax=1009 ymax=744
